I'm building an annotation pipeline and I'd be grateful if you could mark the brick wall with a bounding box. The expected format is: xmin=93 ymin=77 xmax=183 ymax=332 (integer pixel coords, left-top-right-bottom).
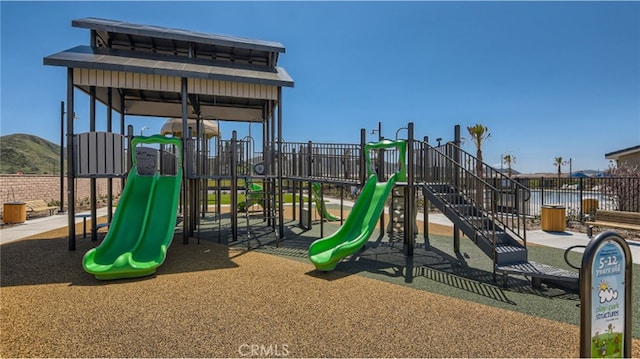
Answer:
xmin=0 ymin=175 xmax=122 ymax=212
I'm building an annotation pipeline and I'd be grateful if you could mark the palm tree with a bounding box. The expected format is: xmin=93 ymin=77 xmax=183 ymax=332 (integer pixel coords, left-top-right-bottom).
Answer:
xmin=467 ymin=124 xmax=491 ymax=207
xmin=553 ymin=156 xmax=567 ymax=189
xmin=503 ymin=154 xmax=516 ymax=177
xmin=466 ymin=124 xmax=491 ymax=178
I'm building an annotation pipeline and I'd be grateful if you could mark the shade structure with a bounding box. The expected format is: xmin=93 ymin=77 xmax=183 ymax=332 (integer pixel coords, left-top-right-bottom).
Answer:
xmin=570 ymin=172 xmax=589 ymax=178
xmin=160 ymin=118 xmax=220 ymax=139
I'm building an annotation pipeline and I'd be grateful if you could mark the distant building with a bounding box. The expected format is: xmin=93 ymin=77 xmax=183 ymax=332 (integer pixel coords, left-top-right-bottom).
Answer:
xmin=605 ymin=145 xmax=640 ymax=169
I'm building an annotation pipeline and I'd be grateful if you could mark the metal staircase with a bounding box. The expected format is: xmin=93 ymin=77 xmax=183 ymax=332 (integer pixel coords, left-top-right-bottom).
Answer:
xmin=422 ymin=142 xmax=579 ymax=289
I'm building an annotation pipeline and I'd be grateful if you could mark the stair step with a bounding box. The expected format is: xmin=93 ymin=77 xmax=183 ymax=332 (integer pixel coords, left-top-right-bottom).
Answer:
xmin=449 ymin=204 xmax=477 ymax=216
xmin=495 ymin=244 xmax=527 ymax=254
xmin=477 ymin=231 xmax=512 ymax=245
xmin=462 ymin=216 xmax=495 ymax=229
xmin=494 ymin=244 xmax=528 ymax=265
xmin=496 ymin=261 xmax=579 ymax=281
xmin=423 ymin=181 xmax=533 ymax=276
xmin=425 ymin=183 xmax=453 ymax=191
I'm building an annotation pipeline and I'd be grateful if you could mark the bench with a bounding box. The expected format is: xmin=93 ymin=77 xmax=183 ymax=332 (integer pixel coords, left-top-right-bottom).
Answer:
xmin=75 ymin=213 xmax=111 ymax=237
xmin=25 ymin=200 xmax=58 ymax=218
xmin=585 ymin=209 xmax=640 ymax=232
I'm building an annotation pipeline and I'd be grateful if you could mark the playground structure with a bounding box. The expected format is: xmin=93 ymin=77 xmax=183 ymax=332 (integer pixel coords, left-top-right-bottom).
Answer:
xmin=44 ymin=18 xmax=582 ymax=288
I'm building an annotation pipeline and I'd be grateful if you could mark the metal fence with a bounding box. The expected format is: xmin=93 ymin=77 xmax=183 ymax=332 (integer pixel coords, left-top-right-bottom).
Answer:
xmin=515 ymin=176 xmax=640 ymax=218
xmin=183 ymin=135 xmax=639 ymax=219
xmin=277 ymin=141 xmax=361 ymax=182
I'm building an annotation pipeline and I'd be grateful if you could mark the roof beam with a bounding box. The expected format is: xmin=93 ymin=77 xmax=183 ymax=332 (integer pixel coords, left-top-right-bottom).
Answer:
xmin=126 ymin=34 xmax=135 ymax=50
xmin=188 ymin=94 xmax=201 ymax=117
xmin=124 ymin=100 xmax=264 ymax=121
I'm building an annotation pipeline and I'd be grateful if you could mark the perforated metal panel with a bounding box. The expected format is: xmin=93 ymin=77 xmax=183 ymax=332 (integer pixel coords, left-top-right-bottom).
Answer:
xmin=75 ymin=132 xmax=126 ymax=177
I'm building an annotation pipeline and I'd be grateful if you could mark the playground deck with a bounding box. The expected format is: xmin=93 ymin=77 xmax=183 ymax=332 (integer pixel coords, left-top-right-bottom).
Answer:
xmin=1 ymin=213 xmax=639 ymax=357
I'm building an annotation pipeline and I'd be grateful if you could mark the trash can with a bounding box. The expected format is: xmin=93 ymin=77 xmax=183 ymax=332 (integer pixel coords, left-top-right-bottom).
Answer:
xmin=3 ymin=202 xmax=26 ymax=224
xmin=541 ymin=204 xmax=566 ymax=232
xmin=300 ymin=205 xmax=310 ymax=229
xmin=582 ymin=198 xmax=598 ymax=215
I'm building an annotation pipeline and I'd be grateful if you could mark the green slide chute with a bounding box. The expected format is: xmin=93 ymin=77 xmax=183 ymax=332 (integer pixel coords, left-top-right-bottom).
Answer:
xmin=311 ymin=182 xmax=340 ymax=221
xmin=83 ymin=135 xmax=182 ymax=280
xmin=238 ymin=182 xmax=263 ymax=212
xmin=308 ymin=138 xmax=406 ymax=271
xmin=308 ymin=173 xmax=397 ymax=271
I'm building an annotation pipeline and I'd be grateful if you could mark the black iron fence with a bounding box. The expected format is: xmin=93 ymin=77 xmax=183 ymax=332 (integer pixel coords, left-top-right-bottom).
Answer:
xmin=515 ymin=176 xmax=640 ymax=219
xmin=184 ymin=135 xmax=639 ymax=220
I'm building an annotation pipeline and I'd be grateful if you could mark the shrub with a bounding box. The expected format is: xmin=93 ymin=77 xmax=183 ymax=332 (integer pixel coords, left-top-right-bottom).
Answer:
xmin=603 ymin=162 xmax=640 ymax=212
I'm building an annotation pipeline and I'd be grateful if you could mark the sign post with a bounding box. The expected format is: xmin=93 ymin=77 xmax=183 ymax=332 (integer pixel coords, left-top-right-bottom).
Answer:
xmin=580 ymin=231 xmax=632 ymax=358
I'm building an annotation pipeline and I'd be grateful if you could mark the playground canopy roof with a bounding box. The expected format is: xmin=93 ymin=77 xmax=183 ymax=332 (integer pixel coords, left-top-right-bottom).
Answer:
xmin=43 ymin=17 xmax=294 ymax=122
xmin=161 ymin=118 xmax=220 ymax=139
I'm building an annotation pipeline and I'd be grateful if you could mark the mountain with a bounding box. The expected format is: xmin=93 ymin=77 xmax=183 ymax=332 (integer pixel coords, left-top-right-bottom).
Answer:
xmin=496 ymin=168 xmax=521 ymax=176
xmin=0 ymin=134 xmax=63 ymax=174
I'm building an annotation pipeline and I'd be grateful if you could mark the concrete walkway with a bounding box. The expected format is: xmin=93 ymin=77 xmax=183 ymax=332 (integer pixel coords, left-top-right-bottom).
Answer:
xmin=0 ymin=207 xmax=112 ymax=245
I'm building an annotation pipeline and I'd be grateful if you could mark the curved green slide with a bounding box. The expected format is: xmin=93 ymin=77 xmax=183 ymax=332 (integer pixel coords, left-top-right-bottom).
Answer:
xmin=311 ymin=182 xmax=340 ymax=221
xmin=238 ymin=182 xmax=263 ymax=212
xmin=83 ymin=135 xmax=182 ymax=280
xmin=308 ymin=173 xmax=397 ymax=271
xmin=308 ymin=138 xmax=406 ymax=271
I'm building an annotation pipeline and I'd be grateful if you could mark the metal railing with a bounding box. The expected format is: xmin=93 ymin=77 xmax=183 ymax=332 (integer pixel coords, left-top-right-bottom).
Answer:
xmin=275 ymin=141 xmax=361 ymax=183
xmin=515 ymin=176 xmax=640 ymax=218
xmin=422 ymin=142 xmax=530 ymax=246
xmin=185 ymin=134 xmax=639 ymax=222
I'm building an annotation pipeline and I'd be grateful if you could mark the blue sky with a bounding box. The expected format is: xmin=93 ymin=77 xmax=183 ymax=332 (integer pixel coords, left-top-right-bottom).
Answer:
xmin=1 ymin=1 xmax=639 ymax=174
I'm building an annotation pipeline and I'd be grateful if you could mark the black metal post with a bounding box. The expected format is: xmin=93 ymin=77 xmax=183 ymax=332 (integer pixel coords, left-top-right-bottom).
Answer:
xmin=579 ymin=177 xmax=584 ymax=221
xmin=453 ymin=125 xmax=461 ymax=253
xmin=89 ymin=86 xmax=98 ymax=241
xmin=319 ymin=182 xmax=324 ymax=237
xmin=231 ymin=131 xmax=238 ymax=242
xmin=377 ymin=121 xmax=384 ymax=238
xmin=120 ymin=90 xmax=126 ymax=191
xmin=406 ymin=122 xmax=415 ymax=256
xmin=66 ymin=69 xmax=76 ymax=250
xmin=360 ymin=129 xmax=366 ymax=186
xmin=181 ymin=77 xmax=189 ymax=244
xmin=277 ymin=87 xmax=284 ymax=240
xmin=106 ymin=87 xmax=113 ymax=224
xmin=423 ymin=136 xmax=429 ymax=244
xmin=292 ymin=149 xmax=297 ymax=221
xmin=307 ymin=141 xmax=313 ymax=230
xmin=59 ymin=101 xmax=65 ymax=213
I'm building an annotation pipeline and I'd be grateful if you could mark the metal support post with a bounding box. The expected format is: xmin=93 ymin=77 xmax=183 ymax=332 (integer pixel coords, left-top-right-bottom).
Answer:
xmin=89 ymin=86 xmax=98 ymax=241
xmin=66 ymin=69 xmax=76 ymax=250
xmin=453 ymin=125 xmax=461 ymax=253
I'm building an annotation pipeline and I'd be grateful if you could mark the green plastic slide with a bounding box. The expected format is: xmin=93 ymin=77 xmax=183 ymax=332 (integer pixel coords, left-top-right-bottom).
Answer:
xmin=311 ymin=182 xmax=340 ymax=221
xmin=238 ymin=182 xmax=263 ymax=212
xmin=83 ymin=135 xmax=182 ymax=280
xmin=308 ymin=173 xmax=397 ymax=271
xmin=308 ymin=138 xmax=406 ymax=271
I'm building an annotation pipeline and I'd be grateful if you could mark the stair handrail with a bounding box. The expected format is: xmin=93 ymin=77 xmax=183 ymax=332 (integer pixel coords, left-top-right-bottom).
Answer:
xmin=446 ymin=141 xmax=531 ymax=246
xmin=425 ymin=143 xmax=498 ymax=219
xmin=424 ymin=144 xmax=504 ymax=267
xmin=426 ymin=142 xmax=529 ymax=249
xmin=442 ymin=142 xmax=531 ymax=201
